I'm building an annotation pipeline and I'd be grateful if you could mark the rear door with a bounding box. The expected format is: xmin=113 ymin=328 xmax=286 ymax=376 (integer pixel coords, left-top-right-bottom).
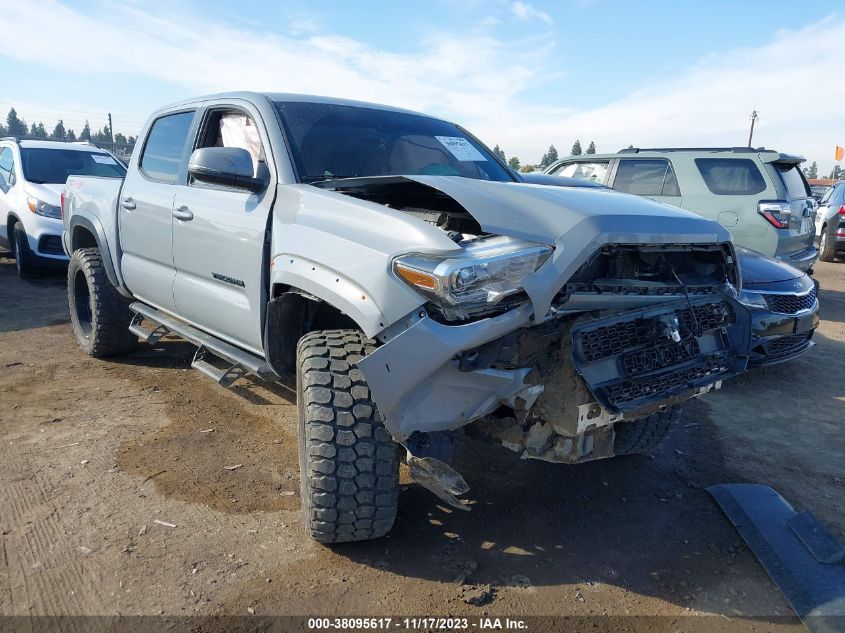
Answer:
xmin=119 ymin=110 xmax=197 ymax=313
xmin=171 ymin=102 xmax=276 ymax=354
xmin=765 ymin=159 xmax=816 ymax=255
xmin=608 ymin=158 xmax=682 ymax=208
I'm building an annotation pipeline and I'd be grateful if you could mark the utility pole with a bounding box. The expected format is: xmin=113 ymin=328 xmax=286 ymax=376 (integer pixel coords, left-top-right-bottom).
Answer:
xmin=747 ymin=109 xmax=758 ymax=147
xmin=108 ymin=112 xmax=114 ymax=150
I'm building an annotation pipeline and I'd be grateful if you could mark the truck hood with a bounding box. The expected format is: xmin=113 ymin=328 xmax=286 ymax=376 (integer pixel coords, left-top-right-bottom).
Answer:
xmin=311 ymin=175 xmax=735 ymax=324
xmin=24 ymin=182 xmax=64 ymax=205
xmin=403 ymin=175 xmax=730 ymax=246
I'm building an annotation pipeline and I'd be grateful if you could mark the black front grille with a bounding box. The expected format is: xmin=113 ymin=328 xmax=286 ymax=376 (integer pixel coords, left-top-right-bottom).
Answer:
xmin=37 ymin=235 xmax=64 ymax=256
xmin=765 ymin=332 xmax=813 ymax=355
xmin=763 ymin=287 xmax=816 ymax=314
xmin=622 ymin=338 xmax=701 ymax=377
xmin=579 ymin=301 xmax=730 ymax=362
xmin=605 ymin=353 xmax=728 ymax=407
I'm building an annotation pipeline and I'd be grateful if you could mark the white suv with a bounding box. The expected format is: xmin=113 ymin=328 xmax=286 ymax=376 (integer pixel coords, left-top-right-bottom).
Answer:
xmin=0 ymin=139 xmax=126 ymax=277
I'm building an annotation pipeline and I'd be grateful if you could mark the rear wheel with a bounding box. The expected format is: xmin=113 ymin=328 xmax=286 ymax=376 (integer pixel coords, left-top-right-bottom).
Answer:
xmin=296 ymin=330 xmax=399 ymax=543
xmin=819 ymin=224 xmax=838 ymax=262
xmin=613 ymin=407 xmax=681 ymax=455
xmin=68 ymin=248 xmax=137 ymax=357
xmin=12 ymin=222 xmax=38 ymax=279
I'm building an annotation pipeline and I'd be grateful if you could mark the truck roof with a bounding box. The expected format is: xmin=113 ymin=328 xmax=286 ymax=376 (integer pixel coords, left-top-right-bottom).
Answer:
xmin=158 ymin=91 xmax=436 ymax=120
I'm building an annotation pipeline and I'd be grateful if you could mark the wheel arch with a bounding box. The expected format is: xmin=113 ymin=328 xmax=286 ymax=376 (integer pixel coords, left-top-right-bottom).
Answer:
xmin=67 ymin=214 xmax=124 ymax=292
xmin=6 ymin=213 xmax=21 ymax=254
xmin=264 ymin=285 xmax=361 ymax=375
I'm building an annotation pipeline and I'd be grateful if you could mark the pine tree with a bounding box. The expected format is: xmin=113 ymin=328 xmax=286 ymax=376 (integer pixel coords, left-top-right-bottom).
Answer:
xmin=80 ymin=121 xmax=91 ymax=142
xmin=507 ymin=156 xmax=521 ymax=170
xmin=492 ymin=145 xmax=506 ymax=161
xmin=67 ymin=129 xmax=77 ymax=141
xmin=6 ymin=108 xmax=26 ymax=137
xmin=571 ymin=140 xmax=582 ymax=156
xmin=51 ymin=120 xmax=66 ymax=140
xmin=586 ymin=141 xmax=596 ymax=155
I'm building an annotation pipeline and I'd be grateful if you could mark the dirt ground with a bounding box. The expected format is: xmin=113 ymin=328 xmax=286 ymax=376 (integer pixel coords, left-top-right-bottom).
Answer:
xmin=1 ymin=252 xmax=843 ymax=631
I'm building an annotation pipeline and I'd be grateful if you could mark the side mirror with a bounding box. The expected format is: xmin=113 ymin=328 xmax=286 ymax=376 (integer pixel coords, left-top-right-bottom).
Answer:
xmin=188 ymin=147 xmax=266 ymax=193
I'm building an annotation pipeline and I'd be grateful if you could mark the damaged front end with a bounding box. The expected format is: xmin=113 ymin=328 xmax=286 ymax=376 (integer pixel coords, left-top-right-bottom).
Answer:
xmin=331 ymin=176 xmax=752 ymax=503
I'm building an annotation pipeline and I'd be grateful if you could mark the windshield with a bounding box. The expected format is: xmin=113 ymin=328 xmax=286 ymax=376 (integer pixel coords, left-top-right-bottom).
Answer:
xmin=274 ymin=101 xmax=513 ymax=183
xmin=21 ymin=148 xmax=126 ymax=184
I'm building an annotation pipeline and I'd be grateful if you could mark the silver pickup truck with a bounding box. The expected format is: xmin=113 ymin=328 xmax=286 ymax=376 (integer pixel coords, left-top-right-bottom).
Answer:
xmin=63 ymin=92 xmax=752 ymax=543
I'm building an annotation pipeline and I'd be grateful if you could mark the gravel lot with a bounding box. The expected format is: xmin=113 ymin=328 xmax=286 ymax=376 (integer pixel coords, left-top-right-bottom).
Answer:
xmin=1 ymin=253 xmax=843 ymax=631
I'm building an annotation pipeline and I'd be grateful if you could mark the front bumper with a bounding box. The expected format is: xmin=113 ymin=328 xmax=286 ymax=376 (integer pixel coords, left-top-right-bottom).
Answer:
xmin=358 ymin=295 xmax=751 ymax=442
xmin=748 ymin=306 xmax=819 ymax=367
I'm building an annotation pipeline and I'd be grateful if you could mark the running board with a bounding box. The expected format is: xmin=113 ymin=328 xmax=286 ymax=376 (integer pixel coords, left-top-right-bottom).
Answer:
xmin=129 ymin=302 xmax=274 ymax=386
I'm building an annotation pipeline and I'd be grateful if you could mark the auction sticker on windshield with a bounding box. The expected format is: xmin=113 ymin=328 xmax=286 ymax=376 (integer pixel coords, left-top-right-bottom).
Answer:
xmin=91 ymin=154 xmax=118 ymax=165
xmin=435 ymin=136 xmax=487 ymax=162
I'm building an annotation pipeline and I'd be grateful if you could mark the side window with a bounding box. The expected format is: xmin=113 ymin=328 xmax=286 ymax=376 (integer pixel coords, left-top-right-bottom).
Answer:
xmin=139 ymin=111 xmax=196 ymax=184
xmin=0 ymin=147 xmax=15 ymax=187
xmin=613 ymin=159 xmax=679 ymax=196
xmin=694 ymin=158 xmax=766 ymax=195
xmin=552 ymin=161 xmax=608 ymax=183
xmin=194 ymin=109 xmax=265 ymax=179
xmin=820 ymin=186 xmax=834 ymax=205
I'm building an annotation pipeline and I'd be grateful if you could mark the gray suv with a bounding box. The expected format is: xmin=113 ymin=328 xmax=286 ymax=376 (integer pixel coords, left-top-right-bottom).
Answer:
xmin=545 ymin=147 xmax=818 ymax=271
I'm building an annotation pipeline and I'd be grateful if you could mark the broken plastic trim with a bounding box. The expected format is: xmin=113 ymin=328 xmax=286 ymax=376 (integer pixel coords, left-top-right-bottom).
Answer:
xmin=406 ymin=452 xmax=470 ymax=512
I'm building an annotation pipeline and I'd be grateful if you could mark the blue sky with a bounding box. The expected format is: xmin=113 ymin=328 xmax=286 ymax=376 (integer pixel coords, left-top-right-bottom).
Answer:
xmin=3 ymin=0 xmax=843 ymax=170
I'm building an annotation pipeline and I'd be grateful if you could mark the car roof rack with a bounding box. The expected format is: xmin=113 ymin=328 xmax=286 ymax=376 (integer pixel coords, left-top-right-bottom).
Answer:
xmin=619 ymin=146 xmax=769 ymax=154
xmin=1 ymin=136 xmax=21 ymax=144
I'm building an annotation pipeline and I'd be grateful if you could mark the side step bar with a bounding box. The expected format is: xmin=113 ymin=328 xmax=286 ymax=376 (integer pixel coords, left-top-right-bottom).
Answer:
xmin=129 ymin=302 xmax=274 ymax=386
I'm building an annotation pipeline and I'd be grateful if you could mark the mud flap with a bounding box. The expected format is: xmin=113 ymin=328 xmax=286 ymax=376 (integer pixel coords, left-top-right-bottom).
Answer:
xmin=708 ymin=484 xmax=845 ymax=633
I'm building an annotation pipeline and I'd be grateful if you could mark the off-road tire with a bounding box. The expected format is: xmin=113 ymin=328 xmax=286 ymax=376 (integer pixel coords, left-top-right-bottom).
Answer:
xmin=613 ymin=406 xmax=681 ymax=455
xmin=68 ymin=248 xmax=137 ymax=357
xmin=296 ymin=330 xmax=399 ymax=543
xmin=13 ymin=221 xmax=38 ymax=279
xmin=819 ymin=224 xmax=838 ymax=262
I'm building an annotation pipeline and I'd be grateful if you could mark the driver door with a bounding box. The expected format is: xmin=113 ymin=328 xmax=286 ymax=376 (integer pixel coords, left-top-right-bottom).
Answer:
xmin=171 ymin=103 xmax=276 ymax=354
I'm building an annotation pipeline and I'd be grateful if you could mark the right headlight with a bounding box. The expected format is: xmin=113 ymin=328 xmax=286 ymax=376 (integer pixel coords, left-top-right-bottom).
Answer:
xmin=393 ymin=236 xmax=552 ymax=320
xmin=27 ymin=196 xmax=62 ymax=219
xmin=737 ymin=289 xmax=768 ymax=309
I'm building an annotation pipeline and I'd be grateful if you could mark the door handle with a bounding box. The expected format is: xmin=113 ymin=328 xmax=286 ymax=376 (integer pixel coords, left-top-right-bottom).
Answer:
xmin=173 ymin=206 xmax=193 ymax=221
xmin=121 ymin=197 xmax=136 ymax=211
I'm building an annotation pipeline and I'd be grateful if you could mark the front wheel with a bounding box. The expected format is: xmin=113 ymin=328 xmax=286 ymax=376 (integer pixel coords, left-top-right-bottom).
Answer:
xmin=613 ymin=407 xmax=681 ymax=455
xmin=819 ymin=225 xmax=838 ymax=262
xmin=13 ymin=222 xmax=38 ymax=279
xmin=296 ymin=330 xmax=399 ymax=543
xmin=68 ymin=248 xmax=137 ymax=357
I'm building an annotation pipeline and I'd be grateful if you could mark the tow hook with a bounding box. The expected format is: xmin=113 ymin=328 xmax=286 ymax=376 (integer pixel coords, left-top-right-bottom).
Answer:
xmin=658 ymin=314 xmax=682 ymax=343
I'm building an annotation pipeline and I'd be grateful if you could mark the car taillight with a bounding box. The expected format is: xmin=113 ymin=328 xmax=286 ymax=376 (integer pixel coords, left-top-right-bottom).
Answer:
xmin=838 ymin=205 xmax=845 ymax=216
xmin=757 ymin=201 xmax=791 ymax=229
xmin=60 ymin=193 xmax=65 ymax=218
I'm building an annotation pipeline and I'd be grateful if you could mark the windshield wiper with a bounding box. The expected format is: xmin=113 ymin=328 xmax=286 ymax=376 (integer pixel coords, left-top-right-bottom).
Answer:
xmin=302 ymin=174 xmax=362 ymax=184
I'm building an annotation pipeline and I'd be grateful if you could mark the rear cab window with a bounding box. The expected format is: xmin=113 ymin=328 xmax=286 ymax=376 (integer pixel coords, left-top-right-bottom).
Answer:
xmin=694 ymin=158 xmax=766 ymax=195
xmin=612 ymin=158 xmax=680 ymax=196
xmin=140 ymin=111 xmax=196 ymax=184
xmin=551 ymin=161 xmax=609 ymax=184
